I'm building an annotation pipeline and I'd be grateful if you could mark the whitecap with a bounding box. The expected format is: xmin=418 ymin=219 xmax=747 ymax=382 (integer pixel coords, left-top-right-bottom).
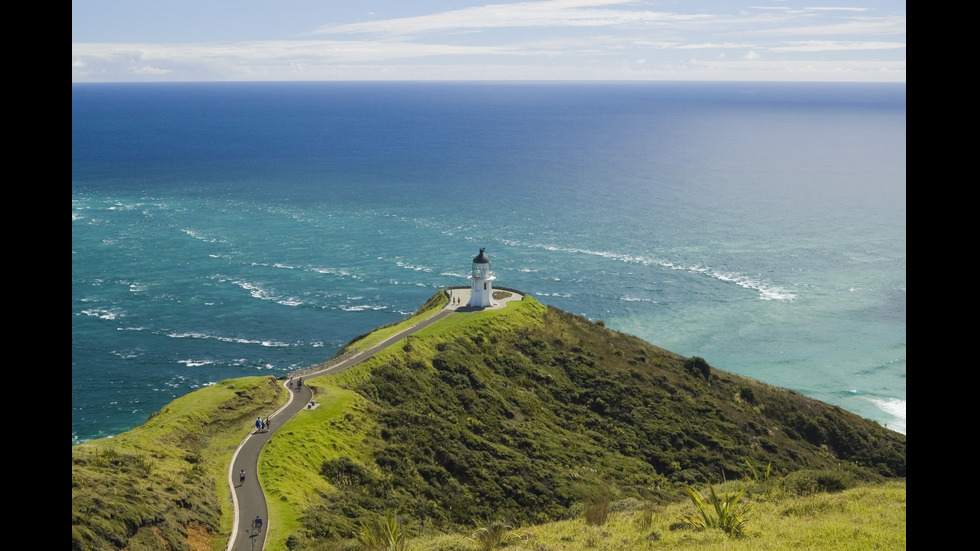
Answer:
xmin=502 ymin=239 xmax=796 ymax=301
xmin=179 ymin=359 xmax=214 ymax=367
xmin=181 ymin=228 xmax=220 ymax=243
xmin=79 ymin=308 xmax=119 ymax=320
xmin=166 ymin=331 xmax=290 ymax=347
xmin=620 ymin=296 xmax=655 ymax=303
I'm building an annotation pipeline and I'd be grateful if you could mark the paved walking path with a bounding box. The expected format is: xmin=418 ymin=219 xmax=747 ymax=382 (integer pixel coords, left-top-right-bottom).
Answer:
xmin=225 ymin=288 xmax=522 ymax=550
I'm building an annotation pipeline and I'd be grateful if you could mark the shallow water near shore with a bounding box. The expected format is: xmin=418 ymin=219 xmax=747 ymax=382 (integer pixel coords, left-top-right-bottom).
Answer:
xmin=72 ymin=82 xmax=906 ymax=442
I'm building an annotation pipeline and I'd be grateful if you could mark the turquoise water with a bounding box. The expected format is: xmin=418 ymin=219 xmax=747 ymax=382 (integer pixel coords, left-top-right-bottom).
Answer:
xmin=72 ymin=82 xmax=906 ymax=442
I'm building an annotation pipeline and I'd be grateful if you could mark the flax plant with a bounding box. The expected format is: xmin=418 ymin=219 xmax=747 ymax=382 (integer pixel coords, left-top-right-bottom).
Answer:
xmin=357 ymin=511 xmax=412 ymax=551
xmin=682 ymin=485 xmax=750 ymax=537
xmin=470 ymin=520 xmax=515 ymax=551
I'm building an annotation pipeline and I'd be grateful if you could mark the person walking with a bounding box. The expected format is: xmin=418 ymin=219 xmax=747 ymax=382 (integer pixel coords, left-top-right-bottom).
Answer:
xmin=239 ymin=469 xmax=245 ymax=486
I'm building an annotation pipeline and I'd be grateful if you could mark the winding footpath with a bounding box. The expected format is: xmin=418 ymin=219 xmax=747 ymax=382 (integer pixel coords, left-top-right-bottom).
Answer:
xmin=225 ymin=289 xmax=522 ymax=551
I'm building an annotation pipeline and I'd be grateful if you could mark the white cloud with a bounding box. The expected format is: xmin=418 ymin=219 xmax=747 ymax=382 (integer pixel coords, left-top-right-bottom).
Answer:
xmin=71 ymin=1 xmax=906 ymax=82
xmin=312 ymin=0 xmax=709 ymax=36
xmin=133 ymin=65 xmax=172 ymax=75
xmin=772 ymin=40 xmax=906 ymax=52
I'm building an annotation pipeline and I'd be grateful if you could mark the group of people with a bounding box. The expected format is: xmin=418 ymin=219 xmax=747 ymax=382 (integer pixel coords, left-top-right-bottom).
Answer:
xmin=254 ymin=416 xmax=272 ymax=433
xmin=450 ymin=295 xmax=464 ymax=306
xmin=286 ymin=376 xmax=303 ymax=390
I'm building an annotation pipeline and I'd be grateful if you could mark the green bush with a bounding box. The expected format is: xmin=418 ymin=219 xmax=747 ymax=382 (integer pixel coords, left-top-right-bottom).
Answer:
xmin=684 ymin=357 xmax=711 ymax=379
xmin=584 ymin=492 xmax=611 ymax=526
xmin=781 ymin=469 xmax=852 ymax=496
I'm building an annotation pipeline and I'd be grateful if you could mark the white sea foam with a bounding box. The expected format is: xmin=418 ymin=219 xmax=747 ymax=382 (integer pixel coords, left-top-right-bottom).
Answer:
xmin=340 ymin=304 xmax=388 ymax=312
xmin=80 ymin=308 xmax=120 ymax=320
xmin=233 ymin=278 xmax=268 ymax=298
xmin=179 ymin=359 xmax=215 ymax=367
xmin=181 ymin=228 xmax=221 ymax=243
xmin=396 ymin=260 xmax=435 ymax=273
xmin=869 ymin=397 xmax=906 ymax=434
xmin=166 ymin=331 xmax=291 ymax=347
xmin=310 ymin=266 xmax=361 ymax=280
xmin=502 ymin=239 xmax=795 ymax=301
xmin=216 ymin=276 xmax=282 ymax=302
xmin=869 ymin=397 xmax=906 ymax=421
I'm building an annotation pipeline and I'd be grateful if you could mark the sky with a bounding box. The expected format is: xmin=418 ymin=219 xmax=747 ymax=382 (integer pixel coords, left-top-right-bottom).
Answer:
xmin=71 ymin=0 xmax=906 ymax=82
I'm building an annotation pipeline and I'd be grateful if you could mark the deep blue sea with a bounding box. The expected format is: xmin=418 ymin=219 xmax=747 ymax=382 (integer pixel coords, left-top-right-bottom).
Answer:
xmin=72 ymin=82 xmax=906 ymax=443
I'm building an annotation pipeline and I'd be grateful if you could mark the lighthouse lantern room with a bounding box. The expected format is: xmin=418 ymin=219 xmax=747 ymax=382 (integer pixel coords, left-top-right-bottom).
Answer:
xmin=467 ymin=248 xmax=497 ymax=308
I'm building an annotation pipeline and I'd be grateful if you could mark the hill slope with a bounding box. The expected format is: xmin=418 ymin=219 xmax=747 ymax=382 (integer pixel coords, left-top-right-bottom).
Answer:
xmin=261 ymin=293 xmax=905 ymax=548
xmin=71 ymin=292 xmax=905 ymax=550
xmin=72 ymin=376 xmax=286 ymax=551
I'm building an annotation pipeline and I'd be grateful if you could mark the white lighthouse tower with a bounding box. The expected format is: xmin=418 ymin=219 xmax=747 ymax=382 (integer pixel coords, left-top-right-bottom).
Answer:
xmin=467 ymin=248 xmax=496 ymax=308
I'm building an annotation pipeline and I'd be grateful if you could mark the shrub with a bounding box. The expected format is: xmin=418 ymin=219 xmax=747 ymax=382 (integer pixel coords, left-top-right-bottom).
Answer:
xmin=470 ymin=520 xmax=514 ymax=551
xmin=781 ymin=469 xmax=851 ymax=496
xmin=357 ymin=511 xmax=412 ymax=551
xmin=684 ymin=357 xmax=711 ymax=379
xmin=739 ymin=386 xmax=755 ymax=404
xmin=584 ymin=492 xmax=611 ymax=526
xmin=681 ymin=485 xmax=749 ymax=537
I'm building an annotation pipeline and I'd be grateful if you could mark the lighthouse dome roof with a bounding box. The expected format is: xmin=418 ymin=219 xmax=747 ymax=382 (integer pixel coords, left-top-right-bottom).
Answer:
xmin=473 ymin=248 xmax=491 ymax=264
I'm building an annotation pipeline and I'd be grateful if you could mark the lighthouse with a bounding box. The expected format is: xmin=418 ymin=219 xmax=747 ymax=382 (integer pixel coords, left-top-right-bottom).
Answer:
xmin=467 ymin=248 xmax=496 ymax=308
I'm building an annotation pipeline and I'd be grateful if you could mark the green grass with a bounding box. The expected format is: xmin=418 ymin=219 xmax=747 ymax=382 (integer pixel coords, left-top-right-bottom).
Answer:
xmin=412 ymin=479 xmax=905 ymax=551
xmin=259 ymin=386 xmax=378 ymax=550
xmin=328 ymin=294 xmax=545 ymax=391
xmin=339 ymin=291 xmax=449 ymax=353
xmin=72 ymin=376 xmax=287 ymax=551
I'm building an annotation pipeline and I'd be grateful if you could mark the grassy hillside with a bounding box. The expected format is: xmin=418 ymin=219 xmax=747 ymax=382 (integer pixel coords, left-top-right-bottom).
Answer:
xmin=415 ymin=478 xmax=906 ymax=550
xmin=259 ymin=293 xmax=905 ymax=550
xmin=71 ymin=376 xmax=287 ymax=551
xmin=71 ymin=291 xmax=905 ymax=550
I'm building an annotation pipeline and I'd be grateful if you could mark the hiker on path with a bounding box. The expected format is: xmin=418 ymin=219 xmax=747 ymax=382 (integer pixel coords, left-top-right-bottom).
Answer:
xmin=239 ymin=469 xmax=245 ymax=485
xmin=254 ymin=417 xmax=261 ymax=432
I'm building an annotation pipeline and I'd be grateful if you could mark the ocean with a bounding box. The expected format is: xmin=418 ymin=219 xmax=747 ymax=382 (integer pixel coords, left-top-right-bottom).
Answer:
xmin=72 ymin=81 xmax=906 ymax=443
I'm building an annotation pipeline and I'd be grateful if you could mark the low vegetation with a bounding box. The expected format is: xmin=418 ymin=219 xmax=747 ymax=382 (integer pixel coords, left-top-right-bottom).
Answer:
xmin=71 ymin=376 xmax=286 ymax=551
xmin=414 ymin=478 xmax=906 ymax=550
